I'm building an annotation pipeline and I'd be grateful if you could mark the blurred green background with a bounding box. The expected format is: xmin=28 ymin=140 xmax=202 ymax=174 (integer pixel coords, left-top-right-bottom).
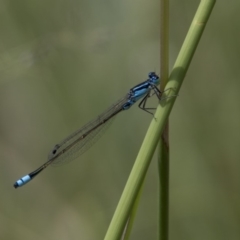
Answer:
xmin=1 ymin=0 xmax=239 ymax=239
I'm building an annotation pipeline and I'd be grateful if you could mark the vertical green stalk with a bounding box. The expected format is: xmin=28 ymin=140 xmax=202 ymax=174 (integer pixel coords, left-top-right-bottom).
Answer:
xmin=159 ymin=0 xmax=169 ymax=240
xmin=104 ymin=1 xmax=215 ymax=239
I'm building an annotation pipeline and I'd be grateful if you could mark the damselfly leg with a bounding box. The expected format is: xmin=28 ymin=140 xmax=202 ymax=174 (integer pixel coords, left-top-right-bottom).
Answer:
xmin=138 ymin=85 xmax=162 ymax=115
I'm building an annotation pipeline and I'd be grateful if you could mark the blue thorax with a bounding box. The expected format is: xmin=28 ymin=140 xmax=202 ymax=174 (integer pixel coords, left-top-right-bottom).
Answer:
xmin=122 ymin=72 xmax=160 ymax=110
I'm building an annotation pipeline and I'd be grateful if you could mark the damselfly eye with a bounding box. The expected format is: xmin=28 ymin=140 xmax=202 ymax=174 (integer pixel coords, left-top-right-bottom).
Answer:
xmin=52 ymin=149 xmax=57 ymax=154
xmin=148 ymin=72 xmax=155 ymax=78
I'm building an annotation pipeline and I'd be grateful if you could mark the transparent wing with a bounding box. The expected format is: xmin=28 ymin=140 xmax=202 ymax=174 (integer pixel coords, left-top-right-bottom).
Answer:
xmin=49 ymin=94 xmax=129 ymax=166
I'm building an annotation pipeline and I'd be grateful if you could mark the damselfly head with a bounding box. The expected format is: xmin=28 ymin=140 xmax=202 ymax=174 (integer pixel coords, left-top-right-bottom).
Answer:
xmin=148 ymin=72 xmax=160 ymax=85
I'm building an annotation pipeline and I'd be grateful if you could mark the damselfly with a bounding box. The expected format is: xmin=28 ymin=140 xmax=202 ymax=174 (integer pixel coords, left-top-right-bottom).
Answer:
xmin=14 ymin=72 xmax=161 ymax=188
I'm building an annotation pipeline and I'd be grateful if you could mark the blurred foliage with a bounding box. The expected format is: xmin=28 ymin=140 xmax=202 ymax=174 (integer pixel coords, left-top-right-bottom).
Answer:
xmin=0 ymin=0 xmax=239 ymax=239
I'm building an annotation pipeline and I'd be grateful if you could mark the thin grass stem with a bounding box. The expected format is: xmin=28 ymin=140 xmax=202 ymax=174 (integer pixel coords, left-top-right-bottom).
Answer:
xmin=104 ymin=1 xmax=216 ymax=239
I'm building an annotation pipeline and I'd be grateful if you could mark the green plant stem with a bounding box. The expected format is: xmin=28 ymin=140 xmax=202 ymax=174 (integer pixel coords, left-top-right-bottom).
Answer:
xmin=104 ymin=1 xmax=215 ymax=239
xmin=159 ymin=0 xmax=169 ymax=239
xmin=159 ymin=130 xmax=169 ymax=240
xmin=160 ymin=0 xmax=169 ymax=86
xmin=121 ymin=184 xmax=144 ymax=240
